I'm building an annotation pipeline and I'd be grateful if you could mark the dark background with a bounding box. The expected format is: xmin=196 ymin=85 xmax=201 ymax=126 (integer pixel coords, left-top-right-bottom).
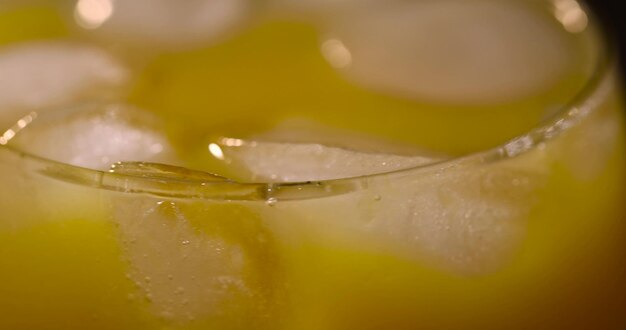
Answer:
xmin=586 ymin=0 xmax=626 ymax=75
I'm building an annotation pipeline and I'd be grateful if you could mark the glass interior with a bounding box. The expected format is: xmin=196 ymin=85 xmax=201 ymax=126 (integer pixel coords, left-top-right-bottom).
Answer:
xmin=0 ymin=0 xmax=614 ymax=200
xmin=1 ymin=1 xmax=625 ymax=329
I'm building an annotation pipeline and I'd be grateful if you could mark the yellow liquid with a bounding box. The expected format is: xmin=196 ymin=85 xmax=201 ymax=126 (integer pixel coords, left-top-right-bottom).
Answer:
xmin=128 ymin=19 xmax=592 ymax=158
xmin=0 ymin=3 xmax=625 ymax=329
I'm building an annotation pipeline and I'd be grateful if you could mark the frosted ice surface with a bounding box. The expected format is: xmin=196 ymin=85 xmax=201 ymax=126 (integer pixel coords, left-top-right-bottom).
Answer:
xmin=112 ymin=198 xmax=276 ymax=322
xmin=9 ymin=103 xmax=176 ymax=170
xmin=0 ymin=42 xmax=128 ymax=126
xmin=368 ymin=164 xmax=541 ymax=274
xmin=270 ymin=156 xmax=546 ymax=275
xmin=216 ymin=140 xmax=438 ymax=182
xmin=114 ymin=200 xmax=246 ymax=321
xmin=226 ymin=137 xmax=548 ymax=274
xmin=81 ymin=0 xmax=252 ymax=48
xmin=323 ymin=0 xmax=572 ymax=103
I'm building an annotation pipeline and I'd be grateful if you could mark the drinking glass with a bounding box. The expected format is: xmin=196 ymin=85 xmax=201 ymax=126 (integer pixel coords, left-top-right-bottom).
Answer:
xmin=0 ymin=0 xmax=624 ymax=329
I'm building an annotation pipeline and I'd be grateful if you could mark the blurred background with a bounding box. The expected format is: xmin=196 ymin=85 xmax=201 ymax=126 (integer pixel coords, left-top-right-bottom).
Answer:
xmin=587 ymin=0 xmax=626 ymax=76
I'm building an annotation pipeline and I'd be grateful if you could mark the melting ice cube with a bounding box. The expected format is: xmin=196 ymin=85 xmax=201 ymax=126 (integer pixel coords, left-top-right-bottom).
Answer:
xmin=218 ymin=136 xmax=547 ymax=274
xmin=75 ymin=0 xmax=253 ymax=48
xmin=213 ymin=139 xmax=438 ymax=182
xmin=322 ymin=0 xmax=574 ymax=103
xmin=111 ymin=194 xmax=282 ymax=324
xmin=364 ymin=162 xmax=543 ymax=274
xmin=9 ymin=103 xmax=176 ymax=170
xmin=0 ymin=42 xmax=128 ymax=128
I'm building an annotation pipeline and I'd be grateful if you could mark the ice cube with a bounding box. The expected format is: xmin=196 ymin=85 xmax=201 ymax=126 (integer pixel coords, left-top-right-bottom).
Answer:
xmin=253 ymin=118 xmax=435 ymax=156
xmin=75 ymin=0 xmax=252 ymax=48
xmin=371 ymin=163 xmax=541 ymax=274
xmin=9 ymin=103 xmax=176 ymax=170
xmin=0 ymin=42 xmax=128 ymax=128
xmin=213 ymin=139 xmax=438 ymax=182
xmin=266 ymin=153 xmax=547 ymax=275
xmin=221 ymin=136 xmax=547 ymax=274
xmin=112 ymin=195 xmax=282 ymax=324
xmin=322 ymin=0 xmax=573 ymax=103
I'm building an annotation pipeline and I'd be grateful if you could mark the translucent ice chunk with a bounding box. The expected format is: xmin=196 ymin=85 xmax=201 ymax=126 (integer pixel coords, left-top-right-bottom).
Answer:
xmin=267 ymin=152 xmax=547 ymax=275
xmin=365 ymin=162 xmax=542 ymax=274
xmin=253 ymin=118 xmax=434 ymax=156
xmin=220 ymin=136 xmax=548 ymax=274
xmin=76 ymin=0 xmax=252 ymax=48
xmin=0 ymin=42 xmax=128 ymax=127
xmin=112 ymin=196 xmax=281 ymax=323
xmin=214 ymin=139 xmax=439 ymax=182
xmin=9 ymin=103 xmax=176 ymax=170
xmin=323 ymin=0 xmax=573 ymax=103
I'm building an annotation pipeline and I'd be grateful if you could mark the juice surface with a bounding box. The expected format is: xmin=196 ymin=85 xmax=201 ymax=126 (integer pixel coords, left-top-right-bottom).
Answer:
xmin=0 ymin=1 xmax=625 ymax=329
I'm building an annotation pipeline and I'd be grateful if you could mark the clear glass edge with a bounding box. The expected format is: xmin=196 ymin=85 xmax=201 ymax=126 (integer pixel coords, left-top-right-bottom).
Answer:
xmin=0 ymin=0 xmax=618 ymax=201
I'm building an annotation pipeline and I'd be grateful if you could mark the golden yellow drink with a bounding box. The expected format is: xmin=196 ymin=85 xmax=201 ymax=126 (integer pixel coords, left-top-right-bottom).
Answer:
xmin=0 ymin=0 xmax=624 ymax=329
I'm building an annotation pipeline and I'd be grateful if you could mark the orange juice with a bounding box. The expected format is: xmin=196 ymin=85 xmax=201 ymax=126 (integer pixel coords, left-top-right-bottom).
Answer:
xmin=0 ymin=0 xmax=624 ymax=329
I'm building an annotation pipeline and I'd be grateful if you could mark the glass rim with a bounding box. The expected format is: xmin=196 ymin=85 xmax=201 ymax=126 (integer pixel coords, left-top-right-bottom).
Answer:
xmin=0 ymin=0 xmax=618 ymax=201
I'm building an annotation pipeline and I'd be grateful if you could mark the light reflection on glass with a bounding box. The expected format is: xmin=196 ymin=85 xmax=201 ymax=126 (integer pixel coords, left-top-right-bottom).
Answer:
xmin=321 ymin=38 xmax=352 ymax=69
xmin=553 ymin=0 xmax=588 ymax=33
xmin=74 ymin=0 xmax=114 ymax=30
xmin=219 ymin=137 xmax=245 ymax=147
xmin=0 ymin=112 xmax=37 ymax=145
xmin=0 ymin=129 xmax=15 ymax=145
xmin=208 ymin=143 xmax=225 ymax=160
